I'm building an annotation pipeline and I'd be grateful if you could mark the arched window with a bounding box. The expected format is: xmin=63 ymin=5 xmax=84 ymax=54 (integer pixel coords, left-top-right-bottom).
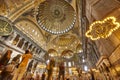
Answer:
xmin=23 ymin=41 xmax=28 ymax=50
xmin=12 ymin=34 xmax=20 ymax=45
xmin=17 ymin=38 xmax=25 ymax=48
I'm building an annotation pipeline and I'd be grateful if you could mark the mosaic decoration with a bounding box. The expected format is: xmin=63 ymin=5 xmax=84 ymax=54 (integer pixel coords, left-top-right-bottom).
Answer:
xmin=85 ymin=17 xmax=120 ymax=40
xmin=52 ymin=34 xmax=76 ymax=46
xmin=76 ymin=43 xmax=82 ymax=53
xmin=48 ymin=49 xmax=58 ymax=57
xmin=36 ymin=0 xmax=76 ymax=34
xmin=61 ymin=50 xmax=73 ymax=59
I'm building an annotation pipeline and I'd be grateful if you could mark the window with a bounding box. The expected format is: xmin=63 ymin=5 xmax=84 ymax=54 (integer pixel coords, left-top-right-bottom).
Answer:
xmin=28 ymin=44 xmax=32 ymax=50
xmin=64 ymin=62 xmax=67 ymax=66
xmin=23 ymin=42 xmax=28 ymax=50
xmin=12 ymin=35 xmax=20 ymax=45
xmin=17 ymin=38 xmax=25 ymax=48
xmin=84 ymin=65 xmax=88 ymax=71
xmin=68 ymin=62 xmax=71 ymax=67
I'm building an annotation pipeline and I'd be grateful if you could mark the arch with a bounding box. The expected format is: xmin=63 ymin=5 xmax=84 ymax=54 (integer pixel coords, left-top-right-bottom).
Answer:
xmin=14 ymin=18 xmax=44 ymax=37
xmin=48 ymin=49 xmax=58 ymax=57
xmin=12 ymin=54 xmax=21 ymax=62
xmin=14 ymin=18 xmax=46 ymax=48
xmin=61 ymin=50 xmax=74 ymax=59
xmin=8 ymin=0 xmax=45 ymax=21
xmin=9 ymin=2 xmax=34 ymax=21
xmin=76 ymin=43 xmax=82 ymax=53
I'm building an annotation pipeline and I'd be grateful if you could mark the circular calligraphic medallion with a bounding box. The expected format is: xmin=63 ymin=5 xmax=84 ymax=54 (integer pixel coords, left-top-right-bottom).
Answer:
xmin=0 ymin=16 xmax=13 ymax=36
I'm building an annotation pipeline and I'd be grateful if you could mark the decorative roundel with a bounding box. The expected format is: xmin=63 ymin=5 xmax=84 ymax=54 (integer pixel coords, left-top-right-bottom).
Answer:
xmin=0 ymin=16 xmax=13 ymax=36
xmin=36 ymin=0 xmax=76 ymax=34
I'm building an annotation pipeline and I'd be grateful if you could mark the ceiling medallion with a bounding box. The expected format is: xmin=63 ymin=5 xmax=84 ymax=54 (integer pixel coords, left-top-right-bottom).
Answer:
xmin=36 ymin=0 xmax=76 ymax=34
xmin=85 ymin=17 xmax=120 ymax=40
xmin=0 ymin=16 xmax=13 ymax=36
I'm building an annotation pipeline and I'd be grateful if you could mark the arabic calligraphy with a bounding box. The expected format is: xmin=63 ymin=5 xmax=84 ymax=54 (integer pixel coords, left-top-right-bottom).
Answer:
xmin=0 ymin=21 xmax=13 ymax=36
xmin=0 ymin=23 xmax=8 ymax=32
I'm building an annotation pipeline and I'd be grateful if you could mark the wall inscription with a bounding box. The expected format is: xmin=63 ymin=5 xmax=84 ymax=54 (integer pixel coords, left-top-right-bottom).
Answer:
xmin=0 ymin=16 xmax=13 ymax=36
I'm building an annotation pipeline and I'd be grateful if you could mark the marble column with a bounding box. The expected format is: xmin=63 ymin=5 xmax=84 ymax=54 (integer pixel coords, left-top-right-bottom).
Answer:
xmin=21 ymin=40 xmax=27 ymax=50
xmin=27 ymin=43 xmax=31 ymax=50
xmin=72 ymin=61 xmax=74 ymax=66
xmin=31 ymin=46 xmax=34 ymax=52
xmin=16 ymin=37 xmax=22 ymax=46
xmin=34 ymin=48 xmax=37 ymax=54
xmin=9 ymin=32 xmax=17 ymax=43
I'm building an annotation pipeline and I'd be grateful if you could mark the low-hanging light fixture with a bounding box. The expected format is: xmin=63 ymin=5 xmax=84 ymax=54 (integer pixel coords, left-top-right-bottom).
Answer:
xmin=85 ymin=16 xmax=120 ymax=40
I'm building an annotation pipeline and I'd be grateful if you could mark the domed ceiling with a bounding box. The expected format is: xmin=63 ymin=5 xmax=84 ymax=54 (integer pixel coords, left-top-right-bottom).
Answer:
xmin=0 ymin=0 xmax=81 ymax=58
xmin=46 ymin=34 xmax=81 ymax=54
xmin=36 ymin=0 xmax=76 ymax=34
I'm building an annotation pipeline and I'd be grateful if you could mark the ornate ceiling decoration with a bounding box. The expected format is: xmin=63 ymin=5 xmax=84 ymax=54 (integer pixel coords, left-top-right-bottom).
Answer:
xmin=86 ymin=17 xmax=120 ymax=40
xmin=76 ymin=43 xmax=82 ymax=53
xmin=52 ymin=34 xmax=77 ymax=46
xmin=36 ymin=0 xmax=76 ymax=34
xmin=0 ymin=0 xmax=7 ymax=15
xmin=65 ymin=0 xmax=72 ymax=3
xmin=0 ymin=0 xmax=30 ymax=15
xmin=46 ymin=34 xmax=81 ymax=55
xmin=15 ymin=18 xmax=45 ymax=49
xmin=61 ymin=50 xmax=73 ymax=59
xmin=48 ymin=49 xmax=58 ymax=57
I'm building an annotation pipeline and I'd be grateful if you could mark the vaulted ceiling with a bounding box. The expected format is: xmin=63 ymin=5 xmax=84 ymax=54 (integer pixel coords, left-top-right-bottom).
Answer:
xmin=0 ymin=0 xmax=82 ymax=58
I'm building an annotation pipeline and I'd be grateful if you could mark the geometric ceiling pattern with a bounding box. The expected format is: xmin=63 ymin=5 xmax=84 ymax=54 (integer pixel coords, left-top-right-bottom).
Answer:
xmin=52 ymin=34 xmax=77 ymax=46
xmin=76 ymin=43 xmax=82 ymax=53
xmin=0 ymin=0 xmax=82 ymax=60
xmin=36 ymin=0 xmax=76 ymax=34
xmin=46 ymin=33 xmax=81 ymax=55
xmin=61 ymin=50 xmax=74 ymax=59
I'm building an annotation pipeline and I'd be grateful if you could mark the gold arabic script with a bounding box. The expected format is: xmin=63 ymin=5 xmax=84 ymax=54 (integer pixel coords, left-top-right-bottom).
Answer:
xmin=0 ymin=23 xmax=12 ymax=35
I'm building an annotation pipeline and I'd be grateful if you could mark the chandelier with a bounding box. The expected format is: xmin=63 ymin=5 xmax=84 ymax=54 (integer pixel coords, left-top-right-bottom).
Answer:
xmin=36 ymin=0 xmax=76 ymax=34
xmin=85 ymin=17 xmax=120 ymax=40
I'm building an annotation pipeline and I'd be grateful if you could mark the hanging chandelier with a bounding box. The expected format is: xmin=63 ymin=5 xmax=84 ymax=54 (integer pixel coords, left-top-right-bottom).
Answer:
xmin=36 ymin=0 xmax=76 ymax=34
xmin=85 ymin=17 xmax=120 ymax=40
